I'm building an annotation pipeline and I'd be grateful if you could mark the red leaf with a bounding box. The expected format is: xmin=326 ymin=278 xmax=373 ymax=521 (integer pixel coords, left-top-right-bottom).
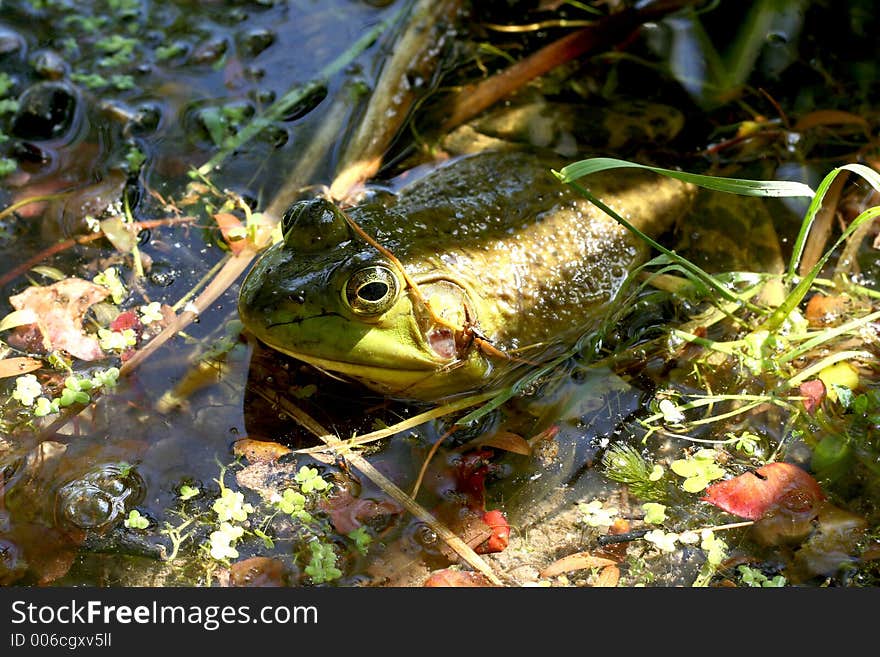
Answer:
xmin=454 ymin=449 xmax=494 ymax=511
xmin=476 ymin=509 xmax=510 ymax=554
xmin=110 ymin=310 xmax=141 ymax=333
xmin=799 ymin=379 xmax=826 ymax=415
xmin=701 ymin=462 xmax=825 ymax=520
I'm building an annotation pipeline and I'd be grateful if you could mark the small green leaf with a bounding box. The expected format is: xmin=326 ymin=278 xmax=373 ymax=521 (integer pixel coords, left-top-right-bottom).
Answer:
xmin=670 ymin=459 xmax=701 ymax=478
xmin=682 ymin=476 xmax=709 ymax=493
xmin=253 ymin=528 xmax=275 ymax=549
xmin=124 ymin=509 xmax=149 ymax=529
xmin=179 ymin=484 xmax=200 ymax=500
xmin=811 ymin=434 xmax=851 ymax=481
xmin=642 ymin=502 xmax=667 ymax=525
xmin=348 ymin=526 xmax=372 ymax=555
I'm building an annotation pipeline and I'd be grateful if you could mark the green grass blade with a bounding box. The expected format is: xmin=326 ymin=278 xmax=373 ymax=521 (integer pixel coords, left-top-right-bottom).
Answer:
xmin=557 ymin=158 xmax=816 ymax=198
xmin=560 ymin=178 xmax=763 ymax=313
xmin=786 ymin=167 xmax=844 ymax=279
xmin=841 ymin=163 xmax=880 ymax=192
xmin=784 ymin=164 xmax=878 ymax=279
xmin=760 ymin=204 xmax=880 ymax=332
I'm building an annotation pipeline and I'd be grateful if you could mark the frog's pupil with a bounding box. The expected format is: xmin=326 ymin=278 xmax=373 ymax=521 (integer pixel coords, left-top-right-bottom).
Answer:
xmin=358 ymin=281 xmax=388 ymax=302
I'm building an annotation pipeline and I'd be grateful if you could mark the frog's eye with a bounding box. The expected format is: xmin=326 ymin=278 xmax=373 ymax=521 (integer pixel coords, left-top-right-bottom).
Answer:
xmin=344 ymin=266 xmax=400 ymax=316
xmin=281 ymin=198 xmax=350 ymax=252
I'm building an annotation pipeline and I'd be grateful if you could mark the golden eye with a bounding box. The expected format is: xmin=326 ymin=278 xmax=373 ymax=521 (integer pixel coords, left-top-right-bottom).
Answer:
xmin=344 ymin=266 xmax=400 ymax=316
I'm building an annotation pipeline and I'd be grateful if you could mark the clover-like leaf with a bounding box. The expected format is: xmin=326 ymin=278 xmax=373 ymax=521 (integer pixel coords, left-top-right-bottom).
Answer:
xmin=178 ymin=484 xmax=199 ymax=501
xmin=642 ymin=502 xmax=667 ymax=525
xmin=124 ymin=509 xmax=149 ymax=530
xmin=12 ymin=373 xmax=42 ymax=406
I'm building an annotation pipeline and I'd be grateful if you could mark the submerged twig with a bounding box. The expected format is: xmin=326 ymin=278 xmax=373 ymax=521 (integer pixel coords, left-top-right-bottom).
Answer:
xmin=119 ymin=247 xmax=258 ymax=376
xmin=0 ymin=216 xmax=196 ymax=288
xmin=293 ymin=389 xmax=497 ymax=455
xmin=439 ymin=0 xmax=696 ymax=134
xmin=251 ymin=384 xmax=505 ymax=585
xmin=411 ymin=426 xmax=456 ymax=499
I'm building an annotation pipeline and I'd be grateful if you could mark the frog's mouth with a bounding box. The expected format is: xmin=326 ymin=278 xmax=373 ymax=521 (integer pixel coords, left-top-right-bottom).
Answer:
xmin=409 ymin=276 xmax=479 ymax=362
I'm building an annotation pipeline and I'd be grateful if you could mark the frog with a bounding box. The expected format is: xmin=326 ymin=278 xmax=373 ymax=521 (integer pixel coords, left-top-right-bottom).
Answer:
xmin=238 ymin=147 xmax=697 ymax=401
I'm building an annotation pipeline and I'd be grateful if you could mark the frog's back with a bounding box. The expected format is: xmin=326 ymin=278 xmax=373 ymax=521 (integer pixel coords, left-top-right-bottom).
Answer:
xmin=363 ymin=150 xmax=694 ymax=350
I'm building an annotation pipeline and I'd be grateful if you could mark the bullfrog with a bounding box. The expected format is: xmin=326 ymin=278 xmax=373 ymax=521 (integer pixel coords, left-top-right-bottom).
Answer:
xmin=238 ymin=149 xmax=696 ymax=401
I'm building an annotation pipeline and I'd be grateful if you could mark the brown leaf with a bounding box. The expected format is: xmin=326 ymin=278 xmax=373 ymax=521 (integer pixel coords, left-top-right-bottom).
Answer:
xmin=593 ymin=565 xmax=620 ymax=588
xmin=0 ymin=357 xmax=43 ymax=379
xmin=1 ymin=523 xmax=79 ymax=585
xmin=7 ymin=278 xmax=109 ymax=360
xmin=100 ymin=216 xmax=136 ymax=253
xmin=540 ymin=551 xmax=618 ymax=578
xmin=423 ymin=569 xmax=497 ymax=587
xmin=476 ymin=430 xmax=531 ymax=455
xmin=805 ymin=293 xmax=849 ymax=326
xmin=790 ymin=503 xmax=867 ymax=580
xmin=227 ymin=556 xmax=293 ymax=587
xmin=597 ymin=518 xmax=632 ymax=562
xmin=234 ymin=460 xmax=299 ymax=500
xmin=319 ymin=486 xmax=403 ymax=535
xmin=214 ymin=212 xmax=247 ymax=254
xmin=233 ymin=438 xmax=293 ymax=464
xmin=793 ymin=109 xmax=870 ymax=135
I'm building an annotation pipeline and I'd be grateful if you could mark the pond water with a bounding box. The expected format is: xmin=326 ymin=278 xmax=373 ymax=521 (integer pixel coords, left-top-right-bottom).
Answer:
xmin=1 ymin=0 xmax=879 ymax=588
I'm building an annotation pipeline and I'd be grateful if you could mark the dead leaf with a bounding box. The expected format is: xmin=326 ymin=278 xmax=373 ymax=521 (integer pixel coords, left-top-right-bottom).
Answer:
xmin=799 ymin=379 xmax=826 ymax=415
xmin=227 ymin=556 xmax=293 ymax=587
xmin=7 ymin=278 xmax=109 ymax=360
xmin=793 ymin=109 xmax=870 ymax=135
xmin=100 ymin=216 xmax=136 ymax=253
xmin=594 ymin=565 xmax=620 ymax=587
xmin=233 ymin=438 xmax=292 ymax=464
xmin=235 ymin=460 xmax=299 ymax=500
xmin=319 ymin=486 xmax=403 ymax=535
xmin=0 ymin=356 xmax=43 ymax=378
xmin=214 ymin=212 xmax=248 ymax=254
xmin=540 ymin=551 xmax=618 ymax=578
xmin=597 ymin=517 xmax=632 ymax=562
xmin=431 ymin=504 xmax=493 ymax=560
xmin=0 ymin=309 xmax=39 ymax=332
xmin=423 ymin=569 xmax=497 ymax=587
xmin=805 ymin=293 xmax=849 ymax=326
xmin=702 ymin=462 xmax=825 ymax=521
xmin=790 ymin=503 xmax=867 ymax=580
xmin=474 ymin=430 xmax=531 ymax=455
xmin=0 ymin=523 xmax=79 ymax=585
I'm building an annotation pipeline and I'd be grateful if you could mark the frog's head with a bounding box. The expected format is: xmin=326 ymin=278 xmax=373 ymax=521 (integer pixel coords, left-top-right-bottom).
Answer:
xmin=238 ymin=198 xmax=492 ymax=400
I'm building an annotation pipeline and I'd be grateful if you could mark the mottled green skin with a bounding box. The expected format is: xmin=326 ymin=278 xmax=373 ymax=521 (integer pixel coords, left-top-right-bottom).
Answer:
xmin=238 ymin=150 xmax=695 ymax=400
